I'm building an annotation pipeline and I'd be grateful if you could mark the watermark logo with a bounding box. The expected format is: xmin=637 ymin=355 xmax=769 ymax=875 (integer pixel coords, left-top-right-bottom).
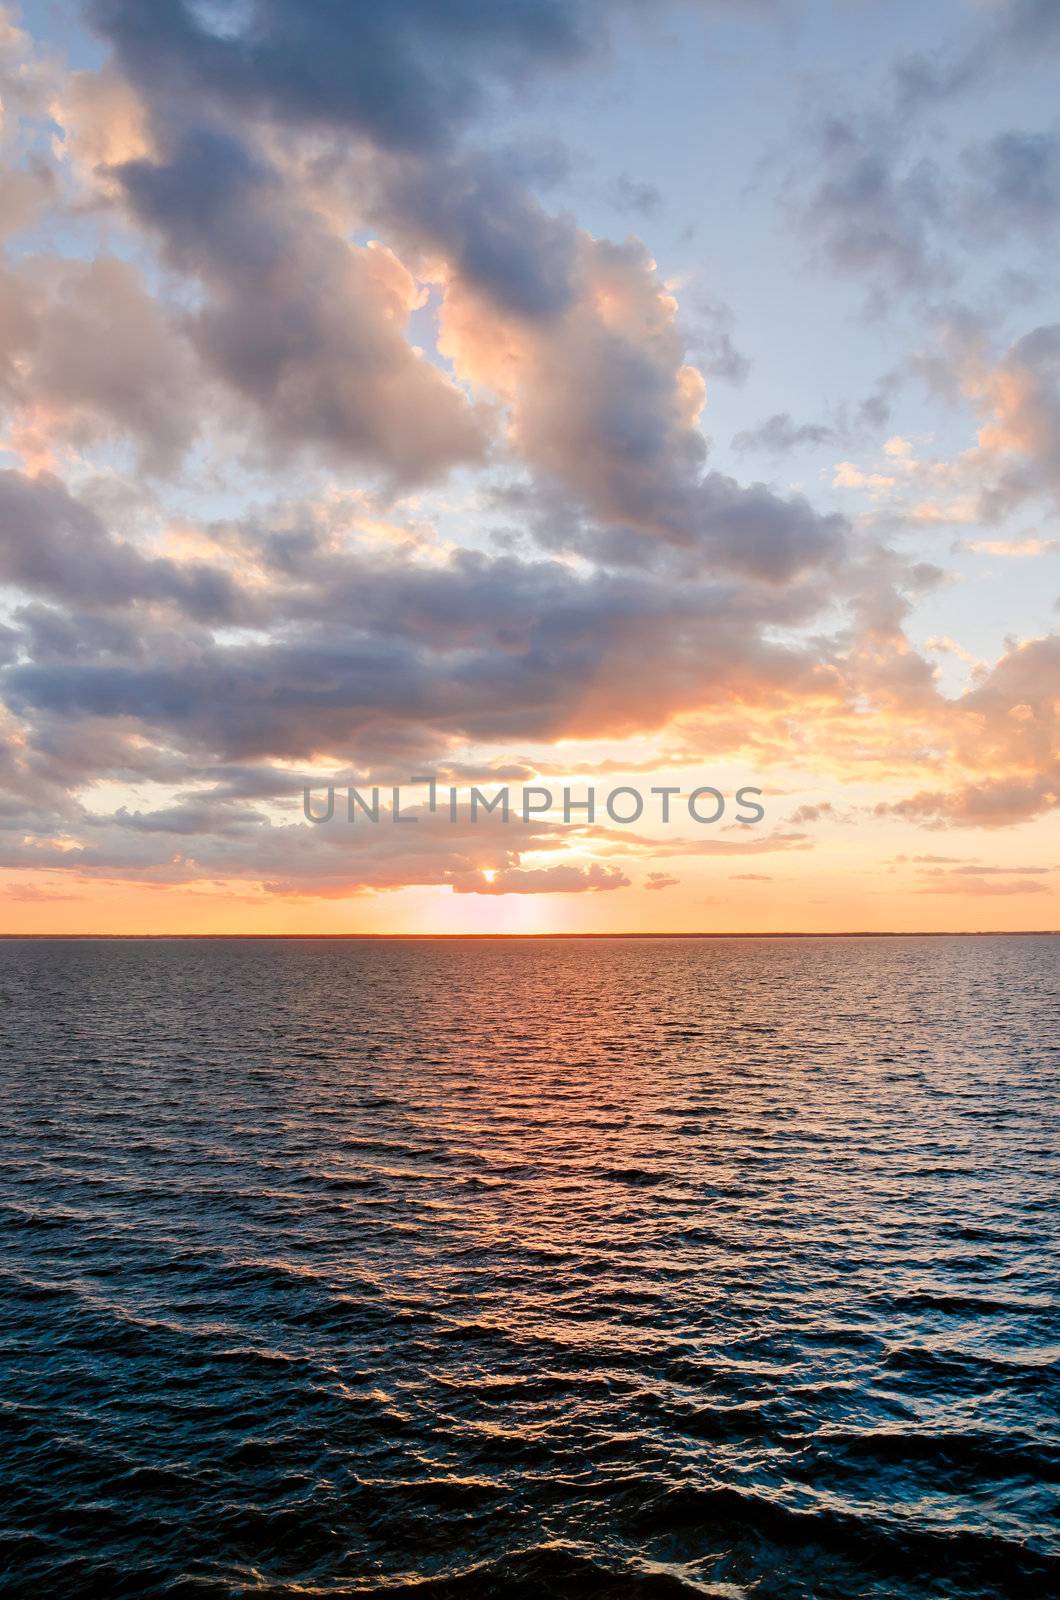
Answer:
xmin=303 ymin=778 xmax=765 ymax=826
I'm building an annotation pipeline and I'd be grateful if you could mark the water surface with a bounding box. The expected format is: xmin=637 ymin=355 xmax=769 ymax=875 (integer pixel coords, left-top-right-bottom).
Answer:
xmin=1 ymin=935 xmax=1057 ymax=1597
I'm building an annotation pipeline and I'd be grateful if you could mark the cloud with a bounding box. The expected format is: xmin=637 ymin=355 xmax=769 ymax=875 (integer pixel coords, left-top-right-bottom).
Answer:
xmin=452 ymin=861 xmax=630 ymax=894
xmin=961 ymin=129 xmax=1060 ymax=243
xmin=0 ymin=255 xmax=199 ymax=474
xmin=636 ymin=830 xmax=812 ymax=859
xmin=826 ymin=318 xmax=1060 ymax=528
xmin=965 ymin=322 xmax=1060 ymax=515
xmin=114 ymin=123 xmax=487 ymax=481
xmin=791 ymin=112 xmax=951 ymax=303
xmin=74 ymin=0 xmax=843 ymax=588
xmin=608 ymin=173 xmax=663 ymax=218
xmin=954 ymin=537 xmax=1060 ymax=557
xmin=0 ymin=881 xmax=82 ymax=902
xmin=54 ymin=61 xmax=152 ymax=178
xmin=989 ymin=0 xmax=1060 ymax=61
xmin=784 ymin=0 xmax=1060 ymax=311
xmin=372 ymin=144 xmax=581 ymax=318
xmin=832 ymin=462 xmax=896 ymax=492
xmin=793 ymin=113 xmax=1060 ymax=308
xmin=919 ymin=863 xmax=1053 ymax=877
xmin=732 ymin=413 xmax=835 ymax=455
xmin=0 ymin=470 xmax=248 ymax=621
xmin=889 ymin=853 xmax=968 ymax=865
xmin=440 ymin=233 xmax=847 ymax=580
xmin=0 ymin=791 xmax=634 ymax=899
xmin=870 ymin=632 xmax=1060 ymax=828
xmin=875 ymin=774 xmax=1059 ymax=829
xmin=925 ymin=635 xmax=986 ymax=675
xmin=916 ymin=876 xmax=1050 ymax=896
xmin=1 ymin=528 xmax=845 ymax=765
xmin=87 ymin=2 xmax=770 ymax=159
xmin=87 ymin=0 xmax=608 ymax=155
xmin=0 ymin=0 xmax=1054 ymax=920
xmin=0 ymin=785 xmax=520 ymax=878
xmin=688 ymin=297 xmax=750 ymax=387
xmin=788 ymin=802 xmax=833 ymax=825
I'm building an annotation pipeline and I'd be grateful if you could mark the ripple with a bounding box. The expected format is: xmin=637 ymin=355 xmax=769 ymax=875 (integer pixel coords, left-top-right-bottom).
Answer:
xmin=0 ymin=933 xmax=1057 ymax=1600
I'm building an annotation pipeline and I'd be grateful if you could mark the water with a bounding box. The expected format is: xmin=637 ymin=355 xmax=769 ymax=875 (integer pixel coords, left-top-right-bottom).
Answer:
xmin=0 ymin=935 xmax=1057 ymax=1599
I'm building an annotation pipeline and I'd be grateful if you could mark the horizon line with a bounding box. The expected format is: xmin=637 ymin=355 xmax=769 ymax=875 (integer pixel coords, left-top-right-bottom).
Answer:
xmin=1 ymin=930 xmax=1057 ymax=941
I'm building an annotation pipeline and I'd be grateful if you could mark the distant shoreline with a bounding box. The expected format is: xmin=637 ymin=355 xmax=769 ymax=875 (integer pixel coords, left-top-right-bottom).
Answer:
xmin=2 ymin=931 xmax=1057 ymax=940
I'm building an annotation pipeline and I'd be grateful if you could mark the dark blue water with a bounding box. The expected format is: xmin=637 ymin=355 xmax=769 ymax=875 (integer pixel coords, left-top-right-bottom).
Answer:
xmin=0 ymin=935 xmax=1057 ymax=1598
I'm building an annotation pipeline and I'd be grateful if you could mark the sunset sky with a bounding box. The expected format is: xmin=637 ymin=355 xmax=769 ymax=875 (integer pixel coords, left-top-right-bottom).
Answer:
xmin=1 ymin=0 xmax=1058 ymax=934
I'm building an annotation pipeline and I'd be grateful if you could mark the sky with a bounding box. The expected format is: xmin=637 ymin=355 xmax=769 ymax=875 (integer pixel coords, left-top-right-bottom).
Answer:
xmin=0 ymin=0 xmax=1058 ymax=935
